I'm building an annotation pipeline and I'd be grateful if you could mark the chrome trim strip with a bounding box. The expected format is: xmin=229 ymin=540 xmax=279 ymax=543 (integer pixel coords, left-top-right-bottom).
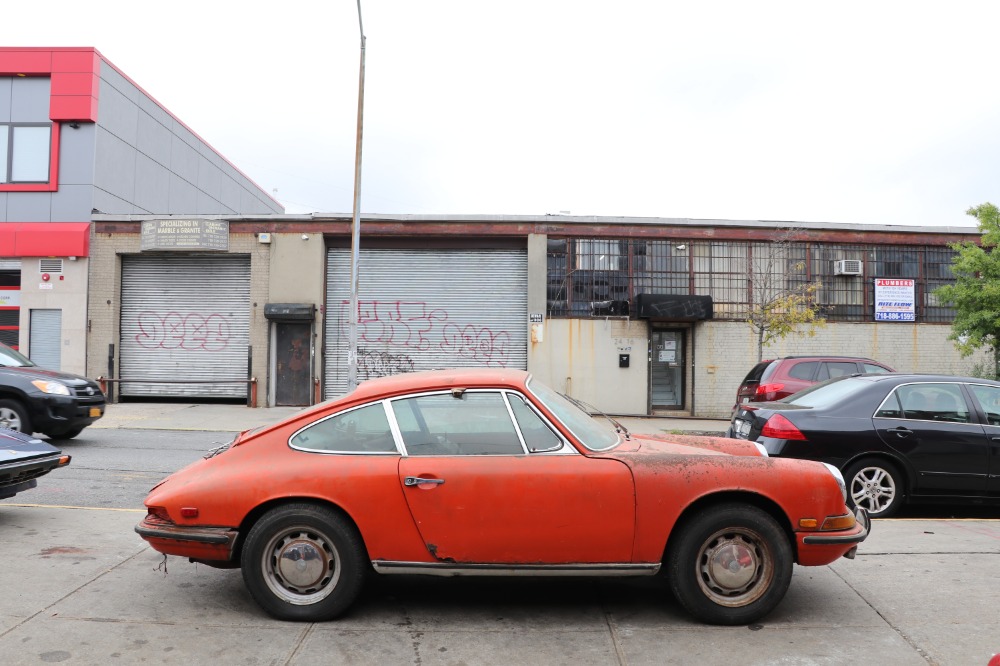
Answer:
xmin=371 ymin=561 xmax=661 ymax=577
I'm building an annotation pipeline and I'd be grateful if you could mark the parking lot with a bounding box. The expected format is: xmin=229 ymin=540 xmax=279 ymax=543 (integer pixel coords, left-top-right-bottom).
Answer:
xmin=1 ymin=404 xmax=998 ymax=665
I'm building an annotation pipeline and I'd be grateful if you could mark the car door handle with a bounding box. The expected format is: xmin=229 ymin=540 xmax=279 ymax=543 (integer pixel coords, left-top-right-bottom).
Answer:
xmin=888 ymin=427 xmax=913 ymax=438
xmin=404 ymin=476 xmax=445 ymax=486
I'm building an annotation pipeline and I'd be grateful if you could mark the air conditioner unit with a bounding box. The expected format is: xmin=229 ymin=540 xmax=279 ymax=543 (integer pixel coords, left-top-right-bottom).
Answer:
xmin=834 ymin=259 xmax=863 ymax=276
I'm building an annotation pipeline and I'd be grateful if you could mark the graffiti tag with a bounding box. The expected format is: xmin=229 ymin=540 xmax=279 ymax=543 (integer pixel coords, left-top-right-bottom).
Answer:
xmin=134 ymin=312 xmax=232 ymax=351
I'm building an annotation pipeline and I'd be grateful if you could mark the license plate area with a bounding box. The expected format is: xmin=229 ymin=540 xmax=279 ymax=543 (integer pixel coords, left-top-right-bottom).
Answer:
xmin=89 ymin=407 xmax=103 ymax=418
xmin=734 ymin=418 xmax=751 ymax=437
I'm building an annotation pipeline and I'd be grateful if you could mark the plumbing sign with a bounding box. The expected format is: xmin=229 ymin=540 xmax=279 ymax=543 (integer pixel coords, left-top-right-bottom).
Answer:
xmin=874 ymin=278 xmax=915 ymax=322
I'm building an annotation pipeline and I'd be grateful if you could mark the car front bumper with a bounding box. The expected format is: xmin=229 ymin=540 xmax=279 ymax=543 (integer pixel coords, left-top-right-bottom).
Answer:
xmin=796 ymin=507 xmax=871 ymax=565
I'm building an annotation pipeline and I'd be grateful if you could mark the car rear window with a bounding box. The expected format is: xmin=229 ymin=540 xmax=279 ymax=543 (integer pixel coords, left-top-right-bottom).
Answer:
xmin=784 ymin=377 xmax=868 ymax=408
xmin=742 ymin=361 xmax=775 ymax=384
xmin=863 ymin=363 xmax=892 ymax=374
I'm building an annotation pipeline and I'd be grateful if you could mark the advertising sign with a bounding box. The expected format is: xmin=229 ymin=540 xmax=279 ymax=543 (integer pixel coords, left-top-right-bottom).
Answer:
xmin=874 ymin=278 xmax=915 ymax=322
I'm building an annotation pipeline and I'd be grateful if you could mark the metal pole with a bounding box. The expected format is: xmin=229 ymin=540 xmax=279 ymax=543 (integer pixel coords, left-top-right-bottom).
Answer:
xmin=347 ymin=0 xmax=366 ymax=393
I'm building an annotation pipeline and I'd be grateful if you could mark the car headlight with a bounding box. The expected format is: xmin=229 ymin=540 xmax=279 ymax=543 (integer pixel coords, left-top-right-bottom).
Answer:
xmin=822 ymin=463 xmax=847 ymax=502
xmin=31 ymin=379 xmax=71 ymax=396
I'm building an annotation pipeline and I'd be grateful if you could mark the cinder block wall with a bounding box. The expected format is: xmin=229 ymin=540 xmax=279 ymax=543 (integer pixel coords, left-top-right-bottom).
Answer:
xmin=692 ymin=321 xmax=989 ymax=418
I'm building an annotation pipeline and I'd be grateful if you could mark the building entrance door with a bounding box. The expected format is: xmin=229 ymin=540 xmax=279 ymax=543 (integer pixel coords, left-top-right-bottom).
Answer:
xmin=274 ymin=322 xmax=312 ymax=406
xmin=650 ymin=329 xmax=684 ymax=410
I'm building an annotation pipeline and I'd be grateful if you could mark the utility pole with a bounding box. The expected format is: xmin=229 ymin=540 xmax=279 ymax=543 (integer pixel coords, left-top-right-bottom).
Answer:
xmin=347 ymin=0 xmax=366 ymax=392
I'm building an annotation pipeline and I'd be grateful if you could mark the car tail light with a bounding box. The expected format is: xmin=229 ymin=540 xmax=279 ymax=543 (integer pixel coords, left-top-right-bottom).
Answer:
xmin=755 ymin=382 xmax=785 ymax=399
xmin=146 ymin=506 xmax=173 ymax=523
xmin=820 ymin=513 xmax=858 ymax=531
xmin=761 ymin=414 xmax=807 ymax=440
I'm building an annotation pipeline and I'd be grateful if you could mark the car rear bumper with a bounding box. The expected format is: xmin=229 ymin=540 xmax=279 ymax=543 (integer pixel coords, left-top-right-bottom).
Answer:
xmin=135 ymin=517 xmax=238 ymax=563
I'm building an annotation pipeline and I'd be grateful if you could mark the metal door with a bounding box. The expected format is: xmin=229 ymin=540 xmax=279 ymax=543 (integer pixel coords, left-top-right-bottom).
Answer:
xmin=120 ymin=255 xmax=250 ymax=398
xmin=29 ymin=308 xmax=61 ymax=370
xmin=650 ymin=329 xmax=684 ymax=410
xmin=273 ymin=321 xmax=312 ymax=406
xmin=324 ymin=248 xmax=527 ymax=398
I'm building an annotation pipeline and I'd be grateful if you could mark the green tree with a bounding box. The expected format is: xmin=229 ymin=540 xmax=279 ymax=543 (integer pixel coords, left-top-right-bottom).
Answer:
xmin=934 ymin=203 xmax=1000 ymax=378
xmin=746 ymin=229 xmax=826 ymax=361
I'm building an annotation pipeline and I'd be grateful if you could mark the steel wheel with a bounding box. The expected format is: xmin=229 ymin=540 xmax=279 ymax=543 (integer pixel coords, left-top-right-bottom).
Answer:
xmin=694 ymin=526 xmax=774 ymax=607
xmin=666 ymin=503 xmax=792 ymax=625
xmin=242 ymin=503 xmax=367 ymax=621
xmin=844 ymin=459 xmax=902 ymax=518
xmin=260 ymin=524 xmax=342 ymax=606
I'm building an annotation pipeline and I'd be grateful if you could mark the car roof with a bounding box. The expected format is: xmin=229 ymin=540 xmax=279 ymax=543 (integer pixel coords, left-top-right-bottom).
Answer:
xmin=347 ymin=368 xmax=532 ymax=402
xmin=853 ymin=373 xmax=1000 ymax=386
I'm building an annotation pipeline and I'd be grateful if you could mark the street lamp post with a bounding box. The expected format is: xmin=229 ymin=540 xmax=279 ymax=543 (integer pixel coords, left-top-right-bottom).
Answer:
xmin=347 ymin=0 xmax=366 ymax=393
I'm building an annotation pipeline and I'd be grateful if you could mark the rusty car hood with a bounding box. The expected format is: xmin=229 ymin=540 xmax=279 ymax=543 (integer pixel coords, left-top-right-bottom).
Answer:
xmin=612 ymin=433 xmax=763 ymax=458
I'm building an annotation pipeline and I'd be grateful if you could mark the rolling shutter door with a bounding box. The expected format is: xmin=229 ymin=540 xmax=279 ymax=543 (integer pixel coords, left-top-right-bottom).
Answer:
xmin=29 ymin=309 xmax=61 ymax=370
xmin=324 ymin=248 xmax=527 ymax=398
xmin=120 ymin=255 xmax=250 ymax=398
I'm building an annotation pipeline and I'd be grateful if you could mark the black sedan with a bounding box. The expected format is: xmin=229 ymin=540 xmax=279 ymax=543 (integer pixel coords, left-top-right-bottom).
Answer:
xmin=0 ymin=428 xmax=71 ymax=500
xmin=729 ymin=373 xmax=1000 ymax=518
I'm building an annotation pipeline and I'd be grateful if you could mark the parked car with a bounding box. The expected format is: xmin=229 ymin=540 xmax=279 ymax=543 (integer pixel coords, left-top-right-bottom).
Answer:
xmin=0 ymin=342 xmax=106 ymax=440
xmin=729 ymin=373 xmax=1000 ymax=518
xmin=0 ymin=427 xmax=71 ymax=499
xmin=136 ymin=368 xmax=868 ymax=626
xmin=733 ymin=356 xmax=895 ymax=412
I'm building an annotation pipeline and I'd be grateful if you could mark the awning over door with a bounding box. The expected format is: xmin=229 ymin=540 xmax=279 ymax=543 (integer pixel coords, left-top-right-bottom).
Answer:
xmin=636 ymin=294 xmax=713 ymax=321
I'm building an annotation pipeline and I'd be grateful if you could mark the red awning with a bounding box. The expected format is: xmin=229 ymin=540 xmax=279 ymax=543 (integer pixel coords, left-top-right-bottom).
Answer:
xmin=0 ymin=222 xmax=90 ymax=257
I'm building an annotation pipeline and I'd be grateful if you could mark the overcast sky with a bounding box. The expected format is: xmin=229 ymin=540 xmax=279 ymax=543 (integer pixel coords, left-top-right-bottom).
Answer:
xmin=10 ymin=1 xmax=999 ymax=227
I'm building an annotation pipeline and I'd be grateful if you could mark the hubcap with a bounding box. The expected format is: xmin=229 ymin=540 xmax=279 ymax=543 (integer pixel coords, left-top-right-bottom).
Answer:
xmin=262 ymin=527 xmax=341 ymax=605
xmin=696 ymin=528 xmax=772 ymax=607
xmin=0 ymin=408 xmax=22 ymax=431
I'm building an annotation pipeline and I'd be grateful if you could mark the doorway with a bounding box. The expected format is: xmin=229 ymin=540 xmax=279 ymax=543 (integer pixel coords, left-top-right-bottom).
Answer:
xmin=273 ymin=322 xmax=312 ymax=406
xmin=650 ymin=329 xmax=685 ymax=410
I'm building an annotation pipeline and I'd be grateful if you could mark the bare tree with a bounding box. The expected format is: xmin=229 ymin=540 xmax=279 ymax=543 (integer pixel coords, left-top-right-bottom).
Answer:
xmin=746 ymin=228 xmax=825 ymax=361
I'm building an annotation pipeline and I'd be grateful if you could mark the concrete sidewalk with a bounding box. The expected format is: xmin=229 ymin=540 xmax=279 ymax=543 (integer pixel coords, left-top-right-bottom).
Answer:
xmin=91 ymin=402 xmax=731 ymax=436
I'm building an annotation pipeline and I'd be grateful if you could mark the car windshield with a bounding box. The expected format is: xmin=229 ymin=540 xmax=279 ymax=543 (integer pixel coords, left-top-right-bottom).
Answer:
xmin=0 ymin=343 xmax=35 ymax=368
xmin=526 ymin=377 xmax=620 ymax=451
xmin=783 ymin=376 xmax=867 ymax=408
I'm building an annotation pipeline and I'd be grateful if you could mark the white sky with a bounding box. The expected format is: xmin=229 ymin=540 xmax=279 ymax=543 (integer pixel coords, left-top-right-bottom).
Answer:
xmin=9 ymin=1 xmax=999 ymax=226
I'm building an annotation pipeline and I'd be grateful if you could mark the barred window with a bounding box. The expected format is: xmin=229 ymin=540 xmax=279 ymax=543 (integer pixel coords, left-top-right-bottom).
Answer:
xmin=545 ymin=237 xmax=958 ymax=324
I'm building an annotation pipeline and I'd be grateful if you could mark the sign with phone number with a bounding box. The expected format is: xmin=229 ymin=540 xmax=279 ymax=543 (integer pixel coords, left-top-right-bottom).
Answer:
xmin=874 ymin=278 xmax=915 ymax=323
xmin=875 ymin=311 xmax=915 ymax=321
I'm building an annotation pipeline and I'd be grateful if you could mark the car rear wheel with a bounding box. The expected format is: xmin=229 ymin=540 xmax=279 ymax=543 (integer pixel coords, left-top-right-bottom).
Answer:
xmin=241 ymin=503 xmax=367 ymax=621
xmin=843 ymin=459 xmax=903 ymax=518
xmin=665 ymin=503 xmax=792 ymax=625
xmin=0 ymin=399 xmax=31 ymax=434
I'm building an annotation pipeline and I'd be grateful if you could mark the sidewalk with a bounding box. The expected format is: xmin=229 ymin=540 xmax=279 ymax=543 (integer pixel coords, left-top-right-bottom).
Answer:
xmin=90 ymin=402 xmax=730 ymax=436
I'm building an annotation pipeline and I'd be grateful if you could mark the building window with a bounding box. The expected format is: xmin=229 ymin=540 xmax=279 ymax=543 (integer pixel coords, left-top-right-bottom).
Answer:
xmin=1 ymin=124 xmax=51 ymax=184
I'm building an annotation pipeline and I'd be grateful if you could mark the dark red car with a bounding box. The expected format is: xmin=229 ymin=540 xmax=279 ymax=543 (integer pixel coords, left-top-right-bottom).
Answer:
xmin=733 ymin=356 xmax=894 ymax=413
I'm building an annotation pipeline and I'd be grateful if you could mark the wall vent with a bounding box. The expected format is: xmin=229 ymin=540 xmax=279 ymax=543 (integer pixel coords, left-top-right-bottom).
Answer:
xmin=834 ymin=259 xmax=863 ymax=276
xmin=39 ymin=259 xmax=64 ymax=274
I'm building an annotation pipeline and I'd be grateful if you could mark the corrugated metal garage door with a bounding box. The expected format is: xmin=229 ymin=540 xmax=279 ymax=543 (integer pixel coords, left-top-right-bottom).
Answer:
xmin=324 ymin=248 xmax=527 ymax=398
xmin=120 ymin=255 xmax=250 ymax=398
xmin=29 ymin=309 xmax=61 ymax=370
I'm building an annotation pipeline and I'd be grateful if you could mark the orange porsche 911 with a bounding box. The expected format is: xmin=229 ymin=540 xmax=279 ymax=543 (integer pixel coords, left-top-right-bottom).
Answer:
xmin=135 ymin=368 xmax=869 ymax=626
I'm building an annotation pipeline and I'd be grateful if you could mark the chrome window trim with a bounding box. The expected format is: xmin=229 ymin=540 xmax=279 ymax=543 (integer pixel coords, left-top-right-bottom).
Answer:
xmin=288 ymin=400 xmax=402 ymax=455
xmin=501 ymin=390 xmax=574 ymax=454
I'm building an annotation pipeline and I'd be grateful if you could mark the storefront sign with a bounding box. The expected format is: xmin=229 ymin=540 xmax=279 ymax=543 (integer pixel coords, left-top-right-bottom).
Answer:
xmin=0 ymin=288 xmax=19 ymax=307
xmin=874 ymin=278 xmax=915 ymax=322
xmin=141 ymin=219 xmax=229 ymax=251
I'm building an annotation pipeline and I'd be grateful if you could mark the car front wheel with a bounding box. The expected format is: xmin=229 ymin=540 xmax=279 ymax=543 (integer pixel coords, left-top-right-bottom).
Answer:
xmin=666 ymin=503 xmax=792 ymax=625
xmin=241 ymin=503 xmax=367 ymax=621
xmin=0 ymin=399 xmax=31 ymax=434
xmin=843 ymin=459 xmax=903 ymax=518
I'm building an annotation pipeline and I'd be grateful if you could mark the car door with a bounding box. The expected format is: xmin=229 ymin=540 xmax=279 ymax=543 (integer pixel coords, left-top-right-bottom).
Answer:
xmin=964 ymin=383 xmax=1000 ymax=495
xmin=873 ymin=381 xmax=989 ymax=494
xmin=391 ymin=389 xmax=636 ymax=564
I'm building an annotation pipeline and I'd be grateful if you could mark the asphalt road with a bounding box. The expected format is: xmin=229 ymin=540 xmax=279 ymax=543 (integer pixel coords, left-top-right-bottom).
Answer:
xmin=2 ymin=427 xmax=1000 ymax=664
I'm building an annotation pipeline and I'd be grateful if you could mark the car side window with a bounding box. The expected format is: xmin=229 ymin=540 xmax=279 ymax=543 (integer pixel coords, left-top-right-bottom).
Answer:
xmin=393 ymin=391 xmax=525 ymax=456
xmin=289 ymin=402 xmax=397 ymax=453
xmin=506 ymin=393 xmax=563 ymax=453
xmin=887 ymin=383 xmax=970 ymax=423
xmin=863 ymin=363 xmax=891 ymax=374
xmin=969 ymin=384 xmax=1000 ymax=426
xmin=875 ymin=391 xmax=903 ymax=418
xmin=818 ymin=362 xmax=858 ymax=380
xmin=787 ymin=361 xmax=818 ymax=380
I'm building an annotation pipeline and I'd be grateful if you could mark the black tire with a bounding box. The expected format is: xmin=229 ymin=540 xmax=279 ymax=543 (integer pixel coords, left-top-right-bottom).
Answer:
xmin=241 ymin=503 xmax=367 ymax=621
xmin=666 ymin=503 xmax=793 ymax=625
xmin=0 ymin=399 xmax=31 ymax=434
xmin=843 ymin=458 xmax=903 ymax=518
xmin=45 ymin=427 xmax=85 ymax=440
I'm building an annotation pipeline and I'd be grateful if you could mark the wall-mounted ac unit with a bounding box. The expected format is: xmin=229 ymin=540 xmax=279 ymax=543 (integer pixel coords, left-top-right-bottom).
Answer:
xmin=834 ymin=259 xmax=863 ymax=276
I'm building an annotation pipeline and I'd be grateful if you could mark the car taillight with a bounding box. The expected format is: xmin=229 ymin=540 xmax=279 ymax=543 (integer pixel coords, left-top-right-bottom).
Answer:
xmin=755 ymin=382 xmax=785 ymax=398
xmin=761 ymin=414 xmax=807 ymax=440
xmin=147 ymin=506 xmax=173 ymax=522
